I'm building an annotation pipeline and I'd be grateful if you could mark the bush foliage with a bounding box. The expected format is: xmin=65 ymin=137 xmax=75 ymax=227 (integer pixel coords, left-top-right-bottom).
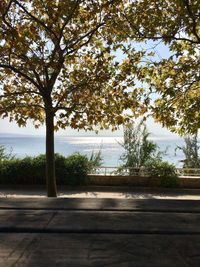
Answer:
xmin=0 ymin=145 xmax=15 ymax=162
xmin=0 ymin=146 xmax=180 ymax=188
xmin=0 ymin=153 xmax=90 ymax=185
xmin=145 ymin=158 xmax=179 ymax=188
xmin=119 ymin=122 xmax=160 ymax=169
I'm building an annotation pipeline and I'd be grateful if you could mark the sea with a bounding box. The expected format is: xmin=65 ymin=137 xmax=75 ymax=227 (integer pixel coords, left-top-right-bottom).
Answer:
xmin=0 ymin=134 xmax=187 ymax=167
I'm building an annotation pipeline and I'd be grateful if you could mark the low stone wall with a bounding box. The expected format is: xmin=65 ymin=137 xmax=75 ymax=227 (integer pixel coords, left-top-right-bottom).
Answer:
xmin=87 ymin=175 xmax=200 ymax=188
xmin=179 ymin=177 xmax=200 ymax=188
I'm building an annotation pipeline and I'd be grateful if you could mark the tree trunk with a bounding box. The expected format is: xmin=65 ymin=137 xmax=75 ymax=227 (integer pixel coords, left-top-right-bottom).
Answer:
xmin=45 ymin=107 xmax=57 ymax=197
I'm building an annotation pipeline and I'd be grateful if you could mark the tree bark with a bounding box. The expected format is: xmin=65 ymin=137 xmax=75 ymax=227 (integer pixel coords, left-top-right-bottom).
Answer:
xmin=45 ymin=107 xmax=57 ymax=197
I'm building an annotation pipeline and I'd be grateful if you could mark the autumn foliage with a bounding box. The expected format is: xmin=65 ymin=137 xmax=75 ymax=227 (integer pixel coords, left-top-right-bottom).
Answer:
xmin=0 ymin=0 xmax=199 ymax=196
xmin=0 ymin=0 xmax=144 ymax=196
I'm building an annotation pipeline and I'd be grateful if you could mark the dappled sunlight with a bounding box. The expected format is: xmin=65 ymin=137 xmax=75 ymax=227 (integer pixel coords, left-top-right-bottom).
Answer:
xmin=1 ymin=187 xmax=200 ymax=200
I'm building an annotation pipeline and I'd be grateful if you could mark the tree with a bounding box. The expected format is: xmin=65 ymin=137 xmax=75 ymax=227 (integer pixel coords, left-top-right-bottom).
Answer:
xmin=112 ymin=0 xmax=200 ymax=134
xmin=0 ymin=1 xmax=144 ymax=196
xmin=177 ymin=132 xmax=200 ymax=168
xmin=119 ymin=122 xmax=158 ymax=170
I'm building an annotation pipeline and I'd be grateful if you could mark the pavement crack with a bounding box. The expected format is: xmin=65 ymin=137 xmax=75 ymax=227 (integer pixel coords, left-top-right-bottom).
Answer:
xmin=44 ymin=211 xmax=57 ymax=230
xmin=9 ymin=236 xmax=39 ymax=267
xmin=175 ymin=249 xmax=192 ymax=267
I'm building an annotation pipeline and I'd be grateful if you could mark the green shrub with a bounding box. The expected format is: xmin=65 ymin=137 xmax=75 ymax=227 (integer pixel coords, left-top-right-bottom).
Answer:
xmin=0 ymin=156 xmax=44 ymax=184
xmin=145 ymin=158 xmax=179 ymax=188
xmin=0 ymin=145 xmax=15 ymax=162
xmin=0 ymin=153 xmax=89 ymax=185
xmin=62 ymin=153 xmax=89 ymax=185
xmin=88 ymin=149 xmax=103 ymax=172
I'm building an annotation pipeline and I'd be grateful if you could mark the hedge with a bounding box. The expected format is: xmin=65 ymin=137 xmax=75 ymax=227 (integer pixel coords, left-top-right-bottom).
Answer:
xmin=0 ymin=153 xmax=90 ymax=185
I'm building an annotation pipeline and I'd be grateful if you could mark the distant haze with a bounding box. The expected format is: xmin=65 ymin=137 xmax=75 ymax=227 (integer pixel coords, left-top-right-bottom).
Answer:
xmin=0 ymin=117 xmax=179 ymax=138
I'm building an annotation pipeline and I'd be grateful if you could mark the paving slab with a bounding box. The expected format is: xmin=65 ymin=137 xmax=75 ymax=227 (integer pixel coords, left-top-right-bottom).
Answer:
xmin=0 ymin=233 xmax=200 ymax=267
xmin=0 ymin=197 xmax=200 ymax=212
xmin=0 ymin=209 xmax=199 ymax=234
xmin=0 ymin=197 xmax=199 ymax=266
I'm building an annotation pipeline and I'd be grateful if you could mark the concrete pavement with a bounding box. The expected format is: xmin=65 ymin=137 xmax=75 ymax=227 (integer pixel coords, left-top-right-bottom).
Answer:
xmin=1 ymin=185 xmax=200 ymax=199
xmin=0 ymin=198 xmax=200 ymax=266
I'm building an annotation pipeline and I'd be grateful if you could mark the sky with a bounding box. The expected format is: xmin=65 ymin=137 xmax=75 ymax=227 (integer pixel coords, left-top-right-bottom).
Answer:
xmin=0 ymin=116 xmax=179 ymax=138
xmin=0 ymin=40 xmax=180 ymax=138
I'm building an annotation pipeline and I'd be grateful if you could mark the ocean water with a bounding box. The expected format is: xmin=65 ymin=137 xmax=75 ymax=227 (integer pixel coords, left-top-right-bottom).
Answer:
xmin=0 ymin=135 xmax=186 ymax=167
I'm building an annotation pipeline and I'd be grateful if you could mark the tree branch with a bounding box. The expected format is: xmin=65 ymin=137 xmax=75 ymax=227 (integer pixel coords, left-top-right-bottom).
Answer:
xmin=47 ymin=51 xmax=65 ymax=91
xmin=13 ymin=0 xmax=59 ymax=41
xmin=0 ymin=64 xmax=40 ymax=90
xmin=1 ymin=0 xmax=14 ymax=28
xmin=46 ymin=0 xmax=81 ymax=74
xmin=56 ymin=104 xmax=84 ymax=114
xmin=122 ymin=12 xmax=200 ymax=44
xmin=10 ymin=51 xmax=44 ymax=88
xmin=65 ymin=22 xmax=105 ymax=55
xmin=0 ymin=103 xmax=45 ymax=113
xmin=59 ymin=0 xmax=82 ymax=40
xmin=182 ymin=0 xmax=200 ymax=43
xmin=0 ymin=90 xmax=41 ymax=99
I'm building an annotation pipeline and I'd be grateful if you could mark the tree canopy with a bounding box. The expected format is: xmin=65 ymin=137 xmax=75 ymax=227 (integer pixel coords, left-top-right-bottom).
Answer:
xmin=112 ymin=0 xmax=200 ymax=134
xmin=0 ymin=0 xmax=146 ymax=196
xmin=0 ymin=0 xmax=146 ymax=130
xmin=0 ymin=0 xmax=199 ymax=195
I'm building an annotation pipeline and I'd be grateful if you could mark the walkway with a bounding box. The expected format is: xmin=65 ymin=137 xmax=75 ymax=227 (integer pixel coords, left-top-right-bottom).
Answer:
xmin=0 ymin=196 xmax=200 ymax=266
xmin=1 ymin=186 xmax=200 ymax=199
